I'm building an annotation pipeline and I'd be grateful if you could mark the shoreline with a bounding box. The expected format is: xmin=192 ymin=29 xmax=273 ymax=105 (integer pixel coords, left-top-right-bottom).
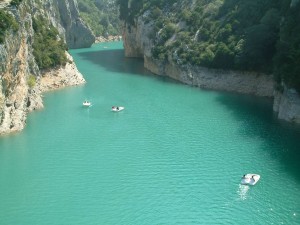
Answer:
xmin=0 ymin=52 xmax=85 ymax=136
xmin=39 ymin=52 xmax=86 ymax=92
xmin=94 ymin=35 xmax=122 ymax=43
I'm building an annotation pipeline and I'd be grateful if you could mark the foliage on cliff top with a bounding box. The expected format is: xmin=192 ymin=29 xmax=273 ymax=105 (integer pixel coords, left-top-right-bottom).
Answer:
xmin=0 ymin=9 xmax=19 ymax=43
xmin=32 ymin=17 xmax=68 ymax=70
xmin=10 ymin=0 xmax=23 ymax=7
xmin=117 ymin=0 xmax=300 ymax=92
xmin=77 ymin=0 xmax=120 ymax=36
xmin=273 ymin=2 xmax=300 ymax=91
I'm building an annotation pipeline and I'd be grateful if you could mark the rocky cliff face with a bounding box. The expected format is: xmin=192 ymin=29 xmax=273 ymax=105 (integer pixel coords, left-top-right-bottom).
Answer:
xmin=0 ymin=0 xmax=92 ymax=135
xmin=122 ymin=13 xmax=300 ymax=123
xmin=144 ymin=56 xmax=274 ymax=97
xmin=28 ymin=0 xmax=95 ymax=49
xmin=55 ymin=0 xmax=95 ymax=48
xmin=273 ymin=89 xmax=300 ymax=123
xmin=123 ymin=17 xmax=274 ymax=97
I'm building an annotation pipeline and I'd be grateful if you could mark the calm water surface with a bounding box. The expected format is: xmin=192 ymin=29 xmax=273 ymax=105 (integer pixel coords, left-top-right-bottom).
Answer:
xmin=1 ymin=42 xmax=300 ymax=224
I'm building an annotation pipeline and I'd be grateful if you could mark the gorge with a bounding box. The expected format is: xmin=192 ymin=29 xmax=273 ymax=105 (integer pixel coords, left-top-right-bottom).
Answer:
xmin=1 ymin=0 xmax=300 ymax=136
xmin=0 ymin=2 xmax=300 ymax=224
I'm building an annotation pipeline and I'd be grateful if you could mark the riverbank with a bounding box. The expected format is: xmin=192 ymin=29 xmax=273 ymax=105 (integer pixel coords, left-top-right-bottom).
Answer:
xmin=0 ymin=0 xmax=94 ymax=136
xmin=1 ymin=41 xmax=300 ymax=225
xmin=95 ymin=35 xmax=122 ymax=43
xmin=0 ymin=52 xmax=85 ymax=136
xmin=122 ymin=18 xmax=300 ymax=124
xmin=39 ymin=52 xmax=85 ymax=92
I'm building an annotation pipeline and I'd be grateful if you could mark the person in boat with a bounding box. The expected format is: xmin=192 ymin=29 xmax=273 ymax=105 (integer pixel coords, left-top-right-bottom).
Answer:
xmin=117 ymin=107 xmax=119 ymax=110
xmin=242 ymin=174 xmax=246 ymax=179
xmin=251 ymin=175 xmax=256 ymax=182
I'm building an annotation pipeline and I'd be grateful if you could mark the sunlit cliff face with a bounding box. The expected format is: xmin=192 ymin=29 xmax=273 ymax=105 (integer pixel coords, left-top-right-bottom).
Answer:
xmin=0 ymin=0 xmax=92 ymax=135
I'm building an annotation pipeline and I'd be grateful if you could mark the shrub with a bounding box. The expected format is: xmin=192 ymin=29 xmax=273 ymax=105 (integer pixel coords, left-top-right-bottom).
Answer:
xmin=0 ymin=10 xmax=19 ymax=44
xmin=32 ymin=17 xmax=67 ymax=70
xmin=27 ymin=75 xmax=36 ymax=89
xmin=10 ymin=0 xmax=23 ymax=7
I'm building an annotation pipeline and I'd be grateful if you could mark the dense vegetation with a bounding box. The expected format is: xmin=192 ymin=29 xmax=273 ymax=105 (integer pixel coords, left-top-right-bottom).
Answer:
xmin=10 ymin=0 xmax=23 ymax=7
xmin=32 ymin=17 xmax=68 ymax=70
xmin=117 ymin=0 xmax=300 ymax=91
xmin=0 ymin=9 xmax=19 ymax=43
xmin=77 ymin=0 xmax=120 ymax=36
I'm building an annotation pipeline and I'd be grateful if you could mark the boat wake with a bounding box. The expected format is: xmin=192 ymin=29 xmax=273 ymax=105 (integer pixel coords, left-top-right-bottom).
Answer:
xmin=237 ymin=184 xmax=250 ymax=200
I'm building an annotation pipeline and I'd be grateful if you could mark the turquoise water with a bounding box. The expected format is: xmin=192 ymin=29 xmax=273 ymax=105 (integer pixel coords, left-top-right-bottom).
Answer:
xmin=1 ymin=42 xmax=300 ymax=225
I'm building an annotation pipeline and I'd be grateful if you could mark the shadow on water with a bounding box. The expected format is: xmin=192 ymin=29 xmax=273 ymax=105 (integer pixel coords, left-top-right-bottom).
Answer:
xmin=78 ymin=49 xmax=150 ymax=75
xmin=78 ymin=46 xmax=300 ymax=180
xmin=216 ymin=93 xmax=300 ymax=181
xmin=77 ymin=48 xmax=179 ymax=84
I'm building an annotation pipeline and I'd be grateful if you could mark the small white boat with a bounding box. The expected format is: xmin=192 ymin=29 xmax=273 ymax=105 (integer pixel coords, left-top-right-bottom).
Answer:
xmin=111 ymin=106 xmax=124 ymax=112
xmin=241 ymin=174 xmax=260 ymax=186
xmin=83 ymin=100 xmax=91 ymax=107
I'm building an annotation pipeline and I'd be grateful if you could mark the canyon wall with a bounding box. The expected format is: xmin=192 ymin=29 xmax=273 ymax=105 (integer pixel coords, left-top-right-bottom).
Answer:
xmin=122 ymin=14 xmax=300 ymax=123
xmin=0 ymin=0 xmax=93 ymax=135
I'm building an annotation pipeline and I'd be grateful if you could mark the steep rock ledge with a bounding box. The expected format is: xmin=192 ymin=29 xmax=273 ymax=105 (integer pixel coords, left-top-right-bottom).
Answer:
xmin=122 ymin=16 xmax=300 ymax=123
xmin=273 ymin=89 xmax=300 ymax=123
xmin=144 ymin=56 xmax=274 ymax=97
xmin=0 ymin=0 xmax=88 ymax=135
xmin=55 ymin=0 xmax=95 ymax=48
xmin=0 ymin=24 xmax=42 ymax=134
xmin=39 ymin=52 xmax=85 ymax=92
xmin=28 ymin=0 xmax=95 ymax=49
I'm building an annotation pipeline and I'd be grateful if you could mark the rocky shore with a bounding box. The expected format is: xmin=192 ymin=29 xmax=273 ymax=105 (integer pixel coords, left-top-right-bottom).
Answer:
xmin=39 ymin=53 xmax=85 ymax=92
xmin=0 ymin=53 xmax=85 ymax=136
xmin=95 ymin=35 xmax=122 ymax=43
xmin=122 ymin=16 xmax=300 ymax=124
xmin=0 ymin=0 xmax=93 ymax=136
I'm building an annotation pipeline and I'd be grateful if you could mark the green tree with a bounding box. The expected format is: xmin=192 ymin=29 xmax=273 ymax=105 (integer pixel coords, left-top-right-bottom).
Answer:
xmin=10 ymin=0 xmax=23 ymax=7
xmin=119 ymin=0 xmax=300 ymax=90
xmin=32 ymin=17 xmax=67 ymax=70
xmin=78 ymin=0 xmax=120 ymax=36
xmin=274 ymin=3 xmax=300 ymax=91
xmin=0 ymin=10 xmax=19 ymax=43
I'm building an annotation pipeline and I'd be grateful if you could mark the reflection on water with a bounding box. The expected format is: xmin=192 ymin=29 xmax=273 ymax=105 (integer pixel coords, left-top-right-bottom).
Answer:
xmin=0 ymin=42 xmax=300 ymax=225
xmin=237 ymin=184 xmax=250 ymax=200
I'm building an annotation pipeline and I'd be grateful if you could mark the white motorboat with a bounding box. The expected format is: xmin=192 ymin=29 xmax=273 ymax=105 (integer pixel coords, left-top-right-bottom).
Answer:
xmin=111 ymin=106 xmax=124 ymax=112
xmin=83 ymin=100 xmax=91 ymax=107
xmin=241 ymin=174 xmax=260 ymax=186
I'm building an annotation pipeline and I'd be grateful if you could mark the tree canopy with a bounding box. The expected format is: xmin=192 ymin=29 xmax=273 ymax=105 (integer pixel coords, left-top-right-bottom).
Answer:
xmin=0 ymin=9 xmax=19 ymax=43
xmin=117 ymin=0 xmax=300 ymax=92
xmin=77 ymin=0 xmax=120 ymax=37
xmin=32 ymin=17 xmax=68 ymax=70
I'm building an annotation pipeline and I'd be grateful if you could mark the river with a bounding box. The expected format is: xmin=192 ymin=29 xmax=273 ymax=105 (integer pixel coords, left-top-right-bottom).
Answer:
xmin=0 ymin=42 xmax=299 ymax=224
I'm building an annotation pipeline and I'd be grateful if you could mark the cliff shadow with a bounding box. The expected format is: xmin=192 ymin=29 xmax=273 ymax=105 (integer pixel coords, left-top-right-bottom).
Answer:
xmin=76 ymin=48 xmax=154 ymax=76
xmin=75 ymin=47 xmax=182 ymax=86
xmin=215 ymin=92 xmax=300 ymax=181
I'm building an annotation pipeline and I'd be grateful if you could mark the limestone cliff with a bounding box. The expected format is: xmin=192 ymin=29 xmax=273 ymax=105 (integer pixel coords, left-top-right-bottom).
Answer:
xmin=54 ymin=0 xmax=95 ymax=48
xmin=122 ymin=18 xmax=274 ymax=97
xmin=0 ymin=0 xmax=93 ymax=135
xmin=28 ymin=0 xmax=95 ymax=49
xmin=122 ymin=14 xmax=300 ymax=124
xmin=273 ymin=89 xmax=300 ymax=123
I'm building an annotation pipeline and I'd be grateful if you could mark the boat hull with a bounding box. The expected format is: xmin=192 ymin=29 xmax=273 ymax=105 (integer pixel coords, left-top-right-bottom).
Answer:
xmin=241 ymin=174 xmax=260 ymax=186
xmin=111 ymin=106 xmax=124 ymax=112
xmin=83 ymin=103 xmax=91 ymax=107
